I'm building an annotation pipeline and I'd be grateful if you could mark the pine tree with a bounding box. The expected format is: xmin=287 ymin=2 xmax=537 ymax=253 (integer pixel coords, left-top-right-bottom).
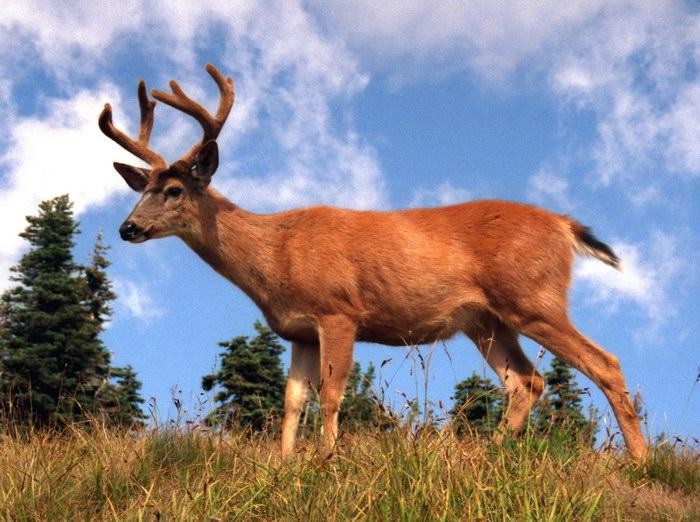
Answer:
xmin=339 ymin=361 xmax=391 ymax=431
xmin=83 ymin=231 xmax=116 ymax=414
xmin=84 ymin=231 xmax=116 ymax=330
xmin=0 ymin=295 xmax=9 ymax=360
xmin=450 ymin=372 xmax=504 ymax=436
xmin=533 ymin=357 xmax=598 ymax=445
xmin=339 ymin=361 xmax=374 ymax=430
xmin=0 ymin=195 xmax=103 ymax=425
xmin=0 ymin=296 xmax=9 ymax=404
xmin=97 ymin=365 xmax=147 ymax=427
xmin=0 ymin=195 xmax=145 ymax=428
xmin=83 ymin=232 xmax=145 ymax=427
xmin=298 ymin=360 xmax=390 ymax=435
xmin=202 ymin=321 xmax=286 ymax=431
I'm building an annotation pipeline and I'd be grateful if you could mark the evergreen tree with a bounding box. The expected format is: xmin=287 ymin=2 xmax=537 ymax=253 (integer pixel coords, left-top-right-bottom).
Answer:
xmin=340 ymin=361 xmax=393 ymax=431
xmin=202 ymin=321 xmax=286 ymax=431
xmin=300 ymin=360 xmax=391 ymax=434
xmin=0 ymin=195 xmax=103 ymax=425
xmin=339 ymin=361 xmax=377 ymax=430
xmin=0 ymin=294 xmax=9 ymax=361
xmin=83 ymin=231 xmax=116 ymax=414
xmin=0 ymin=296 xmax=9 ymax=404
xmin=84 ymin=231 xmax=116 ymax=329
xmin=450 ymin=372 xmax=504 ymax=435
xmin=97 ymin=365 xmax=147 ymax=427
xmin=532 ymin=357 xmax=598 ymax=445
xmin=83 ymin=232 xmax=145 ymax=426
xmin=0 ymin=195 xmax=145 ymax=428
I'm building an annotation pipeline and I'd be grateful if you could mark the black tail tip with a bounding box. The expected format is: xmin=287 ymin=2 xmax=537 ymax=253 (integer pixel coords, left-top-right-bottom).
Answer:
xmin=579 ymin=226 xmax=620 ymax=268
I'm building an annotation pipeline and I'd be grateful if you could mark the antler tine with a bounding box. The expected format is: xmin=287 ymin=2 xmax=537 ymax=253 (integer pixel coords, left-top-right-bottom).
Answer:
xmin=98 ymin=80 xmax=167 ymax=170
xmin=137 ymin=81 xmax=156 ymax=144
xmin=205 ymin=63 xmax=235 ymax=129
xmin=150 ymin=64 xmax=235 ymax=163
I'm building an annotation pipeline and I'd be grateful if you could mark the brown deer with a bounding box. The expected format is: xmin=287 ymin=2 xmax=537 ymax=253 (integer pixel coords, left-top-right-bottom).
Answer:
xmin=99 ymin=64 xmax=647 ymax=461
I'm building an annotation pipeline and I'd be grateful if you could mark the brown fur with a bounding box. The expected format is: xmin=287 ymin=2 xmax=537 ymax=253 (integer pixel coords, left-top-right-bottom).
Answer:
xmin=101 ymin=65 xmax=648 ymax=461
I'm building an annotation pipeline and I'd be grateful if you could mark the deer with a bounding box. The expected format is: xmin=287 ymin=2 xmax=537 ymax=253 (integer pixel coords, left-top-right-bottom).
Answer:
xmin=99 ymin=64 xmax=648 ymax=461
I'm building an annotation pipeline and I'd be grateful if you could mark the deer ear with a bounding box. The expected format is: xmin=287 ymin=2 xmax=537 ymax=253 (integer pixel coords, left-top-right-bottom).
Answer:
xmin=192 ymin=140 xmax=219 ymax=187
xmin=113 ymin=162 xmax=149 ymax=192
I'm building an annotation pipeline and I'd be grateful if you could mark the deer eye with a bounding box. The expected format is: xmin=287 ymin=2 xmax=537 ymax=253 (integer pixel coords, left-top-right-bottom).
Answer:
xmin=165 ymin=186 xmax=182 ymax=198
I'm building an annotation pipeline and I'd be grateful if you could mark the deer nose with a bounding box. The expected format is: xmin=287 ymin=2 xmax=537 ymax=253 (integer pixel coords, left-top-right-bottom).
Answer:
xmin=119 ymin=221 xmax=144 ymax=241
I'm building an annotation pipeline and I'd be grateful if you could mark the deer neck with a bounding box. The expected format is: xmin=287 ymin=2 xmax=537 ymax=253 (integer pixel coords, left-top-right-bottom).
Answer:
xmin=182 ymin=189 xmax=275 ymax=307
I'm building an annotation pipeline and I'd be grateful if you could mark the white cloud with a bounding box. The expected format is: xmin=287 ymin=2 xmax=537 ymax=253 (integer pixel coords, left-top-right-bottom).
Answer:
xmin=311 ymin=1 xmax=700 ymax=196
xmin=113 ymin=277 xmax=164 ymax=323
xmin=662 ymin=83 xmax=700 ymax=175
xmin=0 ymin=2 xmax=144 ymax=82
xmin=410 ymin=180 xmax=471 ymax=208
xmin=574 ymin=232 xmax=683 ymax=334
xmin=308 ymin=0 xmax=608 ymax=83
xmin=0 ymin=85 xmax=137 ymax=290
xmin=220 ymin=130 xmax=383 ymax=211
xmin=46 ymin=0 xmax=383 ymax=212
xmin=0 ymin=79 xmax=9 ymax=106
xmin=546 ymin=2 xmax=700 ymax=189
xmin=527 ymin=168 xmax=572 ymax=211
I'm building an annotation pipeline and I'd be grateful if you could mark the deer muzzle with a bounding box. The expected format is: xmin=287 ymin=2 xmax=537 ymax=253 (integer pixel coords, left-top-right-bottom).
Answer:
xmin=119 ymin=220 xmax=147 ymax=243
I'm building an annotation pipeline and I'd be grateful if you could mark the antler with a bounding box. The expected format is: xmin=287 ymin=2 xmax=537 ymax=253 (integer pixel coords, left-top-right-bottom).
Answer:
xmin=98 ymin=81 xmax=168 ymax=170
xmin=151 ymin=63 xmax=235 ymax=165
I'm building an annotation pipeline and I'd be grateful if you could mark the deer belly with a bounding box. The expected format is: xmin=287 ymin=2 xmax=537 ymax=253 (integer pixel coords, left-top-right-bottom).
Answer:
xmin=357 ymin=302 xmax=483 ymax=346
xmin=264 ymin=312 xmax=319 ymax=344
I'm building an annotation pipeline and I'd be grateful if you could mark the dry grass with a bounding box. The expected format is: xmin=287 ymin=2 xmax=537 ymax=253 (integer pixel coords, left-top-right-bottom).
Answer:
xmin=0 ymin=422 xmax=698 ymax=521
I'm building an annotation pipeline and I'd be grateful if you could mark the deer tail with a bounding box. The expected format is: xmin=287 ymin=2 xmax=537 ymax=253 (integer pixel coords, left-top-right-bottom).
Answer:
xmin=569 ymin=220 xmax=621 ymax=270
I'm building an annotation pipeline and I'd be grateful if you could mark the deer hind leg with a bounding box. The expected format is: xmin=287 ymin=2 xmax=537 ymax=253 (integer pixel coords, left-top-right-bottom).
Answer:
xmin=281 ymin=341 xmax=320 ymax=458
xmin=520 ymin=316 xmax=647 ymax=460
xmin=317 ymin=315 xmax=356 ymax=457
xmin=465 ymin=314 xmax=544 ymax=436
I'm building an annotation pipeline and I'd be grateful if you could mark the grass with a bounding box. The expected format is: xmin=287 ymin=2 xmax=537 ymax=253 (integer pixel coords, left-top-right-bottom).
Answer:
xmin=0 ymin=421 xmax=698 ymax=521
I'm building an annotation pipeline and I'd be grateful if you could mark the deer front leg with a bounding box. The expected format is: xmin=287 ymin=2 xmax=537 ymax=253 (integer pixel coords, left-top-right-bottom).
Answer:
xmin=318 ymin=315 xmax=356 ymax=457
xmin=281 ymin=342 xmax=320 ymax=458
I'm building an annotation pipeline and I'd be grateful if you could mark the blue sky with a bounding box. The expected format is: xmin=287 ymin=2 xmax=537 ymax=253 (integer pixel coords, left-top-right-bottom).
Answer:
xmin=0 ymin=1 xmax=698 ymax=441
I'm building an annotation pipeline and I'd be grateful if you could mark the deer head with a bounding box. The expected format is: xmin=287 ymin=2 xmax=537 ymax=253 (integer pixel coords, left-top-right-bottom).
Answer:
xmin=99 ymin=64 xmax=234 ymax=243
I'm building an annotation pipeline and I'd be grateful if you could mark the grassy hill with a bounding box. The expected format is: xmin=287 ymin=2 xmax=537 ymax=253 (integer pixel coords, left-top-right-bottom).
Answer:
xmin=1 ymin=421 xmax=698 ymax=520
